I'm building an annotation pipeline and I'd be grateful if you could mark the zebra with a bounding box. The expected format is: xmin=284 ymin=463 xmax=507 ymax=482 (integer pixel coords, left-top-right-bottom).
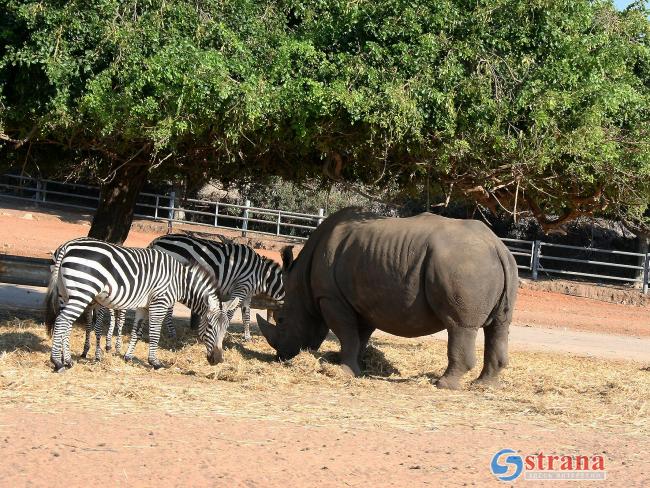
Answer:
xmin=44 ymin=237 xmax=230 ymax=372
xmin=148 ymin=234 xmax=287 ymax=341
xmin=49 ymin=238 xmax=165 ymax=361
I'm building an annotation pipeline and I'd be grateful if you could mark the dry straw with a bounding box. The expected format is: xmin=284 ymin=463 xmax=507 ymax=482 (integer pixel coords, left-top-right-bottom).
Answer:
xmin=1 ymin=315 xmax=648 ymax=435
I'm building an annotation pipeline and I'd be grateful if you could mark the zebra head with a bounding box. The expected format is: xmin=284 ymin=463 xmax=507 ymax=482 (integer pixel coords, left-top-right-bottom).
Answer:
xmin=185 ymin=264 xmax=229 ymax=365
xmin=200 ymin=294 xmax=230 ymax=365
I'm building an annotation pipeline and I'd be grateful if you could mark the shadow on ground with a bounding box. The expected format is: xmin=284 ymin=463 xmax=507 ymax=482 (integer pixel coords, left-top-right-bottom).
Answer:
xmin=0 ymin=330 xmax=49 ymax=353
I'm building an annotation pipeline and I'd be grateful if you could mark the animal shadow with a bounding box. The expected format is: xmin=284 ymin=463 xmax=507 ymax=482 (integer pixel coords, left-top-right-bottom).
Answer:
xmin=360 ymin=345 xmax=400 ymax=377
xmin=0 ymin=331 xmax=49 ymax=353
xmin=316 ymin=345 xmax=400 ymax=378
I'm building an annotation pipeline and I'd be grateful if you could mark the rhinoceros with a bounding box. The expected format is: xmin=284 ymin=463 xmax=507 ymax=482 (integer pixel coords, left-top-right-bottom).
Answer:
xmin=257 ymin=207 xmax=518 ymax=389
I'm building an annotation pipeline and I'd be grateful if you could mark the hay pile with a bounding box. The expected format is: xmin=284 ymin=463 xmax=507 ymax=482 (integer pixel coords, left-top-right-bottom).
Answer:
xmin=1 ymin=317 xmax=648 ymax=435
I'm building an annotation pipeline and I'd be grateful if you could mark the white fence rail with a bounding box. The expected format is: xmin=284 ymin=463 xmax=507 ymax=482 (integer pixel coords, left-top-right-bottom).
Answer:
xmin=502 ymin=238 xmax=649 ymax=294
xmin=1 ymin=174 xmax=648 ymax=293
xmin=0 ymin=174 xmax=323 ymax=240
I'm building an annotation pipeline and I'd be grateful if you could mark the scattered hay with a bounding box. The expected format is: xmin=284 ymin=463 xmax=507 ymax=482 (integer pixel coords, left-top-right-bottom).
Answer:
xmin=1 ymin=317 xmax=649 ymax=435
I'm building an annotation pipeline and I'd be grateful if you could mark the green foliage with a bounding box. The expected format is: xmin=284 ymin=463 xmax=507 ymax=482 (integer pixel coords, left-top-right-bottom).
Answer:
xmin=1 ymin=0 xmax=649 ymax=230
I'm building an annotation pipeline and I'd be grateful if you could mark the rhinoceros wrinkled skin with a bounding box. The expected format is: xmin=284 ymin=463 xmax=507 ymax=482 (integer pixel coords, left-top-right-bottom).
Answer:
xmin=257 ymin=207 xmax=518 ymax=390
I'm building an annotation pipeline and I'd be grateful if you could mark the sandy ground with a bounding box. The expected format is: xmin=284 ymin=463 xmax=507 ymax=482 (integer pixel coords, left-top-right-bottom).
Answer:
xmin=1 ymin=200 xmax=649 ymax=486
xmin=1 ymin=407 xmax=647 ymax=487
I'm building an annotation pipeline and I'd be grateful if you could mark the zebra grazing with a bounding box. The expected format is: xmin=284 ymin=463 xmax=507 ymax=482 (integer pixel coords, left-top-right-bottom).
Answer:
xmin=149 ymin=234 xmax=286 ymax=340
xmin=45 ymin=237 xmax=229 ymax=372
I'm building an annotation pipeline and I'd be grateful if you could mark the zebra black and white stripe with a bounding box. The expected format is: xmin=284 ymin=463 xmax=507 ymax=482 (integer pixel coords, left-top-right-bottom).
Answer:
xmin=149 ymin=234 xmax=286 ymax=340
xmin=45 ymin=237 xmax=228 ymax=372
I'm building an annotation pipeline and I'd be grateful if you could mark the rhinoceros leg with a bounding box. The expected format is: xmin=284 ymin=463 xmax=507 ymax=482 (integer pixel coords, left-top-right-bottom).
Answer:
xmin=320 ymin=300 xmax=362 ymax=376
xmin=475 ymin=322 xmax=509 ymax=385
xmin=358 ymin=324 xmax=376 ymax=361
xmin=437 ymin=326 xmax=478 ymax=390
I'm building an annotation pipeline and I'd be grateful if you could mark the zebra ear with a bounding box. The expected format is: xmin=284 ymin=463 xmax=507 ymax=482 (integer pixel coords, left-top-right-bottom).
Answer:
xmin=280 ymin=246 xmax=294 ymax=270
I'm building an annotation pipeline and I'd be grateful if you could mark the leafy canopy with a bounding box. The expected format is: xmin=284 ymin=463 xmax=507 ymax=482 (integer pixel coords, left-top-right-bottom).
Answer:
xmin=1 ymin=0 xmax=649 ymax=231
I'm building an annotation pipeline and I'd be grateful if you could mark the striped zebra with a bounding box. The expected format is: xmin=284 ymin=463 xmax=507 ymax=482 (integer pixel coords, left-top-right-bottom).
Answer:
xmin=45 ymin=237 xmax=229 ymax=372
xmin=149 ymin=234 xmax=286 ymax=341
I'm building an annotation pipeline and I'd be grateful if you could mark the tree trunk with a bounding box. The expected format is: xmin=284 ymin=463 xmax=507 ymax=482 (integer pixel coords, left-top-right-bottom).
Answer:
xmin=88 ymin=161 xmax=150 ymax=244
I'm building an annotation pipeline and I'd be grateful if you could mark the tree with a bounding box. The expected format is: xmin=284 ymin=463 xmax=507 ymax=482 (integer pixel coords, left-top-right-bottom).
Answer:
xmin=1 ymin=0 xmax=649 ymax=241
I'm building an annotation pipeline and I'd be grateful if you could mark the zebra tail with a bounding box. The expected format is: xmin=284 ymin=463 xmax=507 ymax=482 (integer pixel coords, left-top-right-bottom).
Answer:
xmin=45 ymin=247 xmax=65 ymax=336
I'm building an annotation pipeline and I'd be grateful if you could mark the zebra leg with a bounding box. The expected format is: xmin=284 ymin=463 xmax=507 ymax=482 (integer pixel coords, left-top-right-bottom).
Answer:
xmin=147 ymin=301 xmax=170 ymax=369
xmin=163 ymin=307 xmax=176 ymax=339
xmin=241 ymin=297 xmax=252 ymax=341
xmin=124 ymin=308 xmax=147 ymax=362
xmin=93 ymin=307 xmax=106 ymax=362
xmin=105 ymin=308 xmax=115 ymax=351
xmin=50 ymin=298 xmax=90 ymax=372
xmin=81 ymin=307 xmax=94 ymax=359
xmin=114 ymin=310 xmax=126 ymax=355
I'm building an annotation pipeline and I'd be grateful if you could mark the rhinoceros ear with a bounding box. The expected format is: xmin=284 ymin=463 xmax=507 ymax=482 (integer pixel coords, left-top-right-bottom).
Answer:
xmin=280 ymin=246 xmax=294 ymax=270
xmin=257 ymin=314 xmax=278 ymax=350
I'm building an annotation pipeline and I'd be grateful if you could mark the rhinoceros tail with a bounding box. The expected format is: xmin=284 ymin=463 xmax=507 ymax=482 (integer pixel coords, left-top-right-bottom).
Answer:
xmin=488 ymin=242 xmax=518 ymax=327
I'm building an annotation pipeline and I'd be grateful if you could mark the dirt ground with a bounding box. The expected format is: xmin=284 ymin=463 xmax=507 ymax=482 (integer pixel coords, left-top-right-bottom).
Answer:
xmin=1 ymin=200 xmax=649 ymax=486
xmin=2 ymin=407 xmax=647 ymax=487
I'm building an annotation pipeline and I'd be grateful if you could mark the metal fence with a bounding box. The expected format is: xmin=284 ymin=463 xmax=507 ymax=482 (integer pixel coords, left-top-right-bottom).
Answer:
xmin=1 ymin=174 xmax=648 ymax=293
xmin=0 ymin=174 xmax=324 ymax=240
xmin=502 ymin=238 xmax=649 ymax=294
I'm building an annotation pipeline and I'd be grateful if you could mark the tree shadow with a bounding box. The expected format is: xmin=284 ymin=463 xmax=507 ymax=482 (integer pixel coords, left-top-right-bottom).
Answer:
xmin=0 ymin=330 xmax=49 ymax=353
xmin=0 ymin=197 xmax=94 ymax=225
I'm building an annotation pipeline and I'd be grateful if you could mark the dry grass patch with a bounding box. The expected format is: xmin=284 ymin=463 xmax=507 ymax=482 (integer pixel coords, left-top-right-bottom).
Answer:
xmin=1 ymin=317 xmax=648 ymax=435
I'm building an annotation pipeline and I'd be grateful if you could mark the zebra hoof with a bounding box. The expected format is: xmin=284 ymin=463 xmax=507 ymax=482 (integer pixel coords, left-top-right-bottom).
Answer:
xmin=80 ymin=351 xmax=88 ymax=359
xmin=64 ymin=360 xmax=74 ymax=369
xmin=149 ymin=360 xmax=164 ymax=370
xmin=124 ymin=355 xmax=133 ymax=363
xmin=54 ymin=366 xmax=66 ymax=373
xmin=105 ymin=345 xmax=112 ymax=352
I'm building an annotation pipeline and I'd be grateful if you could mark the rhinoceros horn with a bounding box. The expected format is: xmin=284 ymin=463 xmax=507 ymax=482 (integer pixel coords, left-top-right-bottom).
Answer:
xmin=256 ymin=314 xmax=278 ymax=350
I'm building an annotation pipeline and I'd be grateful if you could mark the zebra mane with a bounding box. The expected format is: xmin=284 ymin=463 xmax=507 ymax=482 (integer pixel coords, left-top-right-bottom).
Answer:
xmin=260 ymin=253 xmax=282 ymax=271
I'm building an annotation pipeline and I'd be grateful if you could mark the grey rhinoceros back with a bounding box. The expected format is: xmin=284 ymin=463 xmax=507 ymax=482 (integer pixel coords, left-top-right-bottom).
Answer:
xmin=304 ymin=208 xmax=517 ymax=337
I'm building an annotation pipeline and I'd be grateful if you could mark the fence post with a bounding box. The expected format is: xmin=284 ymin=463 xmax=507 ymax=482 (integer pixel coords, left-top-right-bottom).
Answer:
xmin=242 ymin=199 xmax=250 ymax=237
xmin=41 ymin=181 xmax=47 ymax=202
xmin=531 ymin=240 xmax=541 ymax=280
xmin=154 ymin=195 xmax=159 ymax=220
xmin=214 ymin=203 xmax=219 ymax=227
xmin=34 ymin=179 xmax=42 ymax=202
xmin=317 ymin=208 xmax=324 ymax=226
xmin=276 ymin=211 xmax=281 ymax=236
xmin=643 ymin=253 xmax=650 ymax=295
xmin=167 ymin=191 xmax=175 ymax=233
